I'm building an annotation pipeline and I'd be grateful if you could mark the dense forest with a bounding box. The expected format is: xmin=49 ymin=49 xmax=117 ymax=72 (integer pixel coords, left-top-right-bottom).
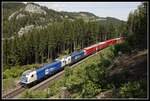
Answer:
xmin=3 ymin=2 xmax=127 ymax=69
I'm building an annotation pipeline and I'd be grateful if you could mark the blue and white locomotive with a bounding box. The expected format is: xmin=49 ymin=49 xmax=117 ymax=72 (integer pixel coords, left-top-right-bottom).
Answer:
xmin=20 ymin=50 xmax=85 ymax=85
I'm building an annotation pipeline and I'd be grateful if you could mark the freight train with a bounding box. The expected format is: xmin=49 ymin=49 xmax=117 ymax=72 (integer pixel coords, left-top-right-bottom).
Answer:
xmin=20 ymin=37 xmax=124 ymax=86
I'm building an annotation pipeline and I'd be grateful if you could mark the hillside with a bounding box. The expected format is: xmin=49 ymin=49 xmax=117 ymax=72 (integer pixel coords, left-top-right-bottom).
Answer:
xmin=97 ymin=49 xmax=147 ymax=98
xmin=3 ymin=2 xmax=125 ymax=38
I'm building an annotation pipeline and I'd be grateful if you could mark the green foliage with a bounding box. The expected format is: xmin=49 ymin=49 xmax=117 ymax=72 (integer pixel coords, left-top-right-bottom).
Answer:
xmin=113 ymin=41 xmax=132 ymax=56
xmin=65 ymin=73 xmax=84 ymax=92
xmin=85 ymin=63 xmax=107 ymax=84
xmin=3 ymin=66 xmax=22 ymax=79
xmin=127 ymin=2 xmax=147 ymax=49
xmin=119 ymin=80 xmax=147 ymax=98
xmin=81 ymin=80 xmax=101 ymax=98
xmin=48 ymin=79 xmax=64 ymax=96
xmin=64 ymin=67 xmax=73 ymax=77
xmin=21 ymin=90 xmax=49 ymax=98
xmin=99 ymin=54 xmax=112 ymax=67
xmin=100 ymin=46 xmax=115 ymax=61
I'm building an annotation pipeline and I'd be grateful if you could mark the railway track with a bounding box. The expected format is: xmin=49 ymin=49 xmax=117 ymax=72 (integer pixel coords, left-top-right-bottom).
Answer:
xmin=2 ymin=86 xmax=25 ymax=98
xmin=2 ymin=50 xmax=103 ymax=99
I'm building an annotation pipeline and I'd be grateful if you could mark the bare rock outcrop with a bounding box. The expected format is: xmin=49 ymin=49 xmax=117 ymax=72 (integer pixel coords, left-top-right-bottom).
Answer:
xmin=24 ymin=3 xmax=46 ymax=14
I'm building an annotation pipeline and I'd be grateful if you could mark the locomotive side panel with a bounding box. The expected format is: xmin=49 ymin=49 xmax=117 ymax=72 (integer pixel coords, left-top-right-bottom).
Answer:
xmin=36 ymin=61 xmax=61 ymax=80
xmin=71 ymin=51 xmax=85 ymax=63
xmin=84 ymin=46 xmax=97 ymax=56
xmin=36 ymin=67 xmax=46 ymax=80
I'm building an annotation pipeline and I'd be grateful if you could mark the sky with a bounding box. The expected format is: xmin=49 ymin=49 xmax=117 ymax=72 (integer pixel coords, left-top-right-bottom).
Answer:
xmin=25 ymin=2 xmax=141 ymax=21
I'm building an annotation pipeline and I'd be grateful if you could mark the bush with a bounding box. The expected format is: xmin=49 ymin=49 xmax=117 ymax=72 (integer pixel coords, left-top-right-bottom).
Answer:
xmin=99 ymin=54 xmax=111 ymax=67
xmin=85 ymin=62 xmax=108 ymax=89
xmin=48 ymin=79 xmax=64 ymax=96
xmin=114 ymin=41 xmax=131 ymax=56
xmin=65 ymin=74 xmax=84 ymax=92
xmin=81 ymin=80 xmax=101 ymax=98
xmin=119 ymin=80 xmax=147 ymax=98
xmin=64 ymin=67 xmax=73 ymax=77
xmin=3 ymin=66 xmax=25 ymax=79
xmin=100 ymin=46 xmax=115 ymax=60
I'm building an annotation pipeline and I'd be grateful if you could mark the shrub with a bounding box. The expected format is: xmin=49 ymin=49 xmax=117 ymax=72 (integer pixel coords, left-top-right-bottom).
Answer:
xmin=3 ymin=66 xmax=25 ymax=79
xmin=114 ymin=41 xmax=131 ymax=56
xmin=48 ymin=79 xmax=64 ymax=96
xmin=81 ymin=80 xmax=101 ymax=98
xmin=119 ymin=80 xmax=147 ymax=98
xmin=99 ymin=54 xmax=111 ymax=67
xmin=85 ymin=63 xmax=108 ymax=89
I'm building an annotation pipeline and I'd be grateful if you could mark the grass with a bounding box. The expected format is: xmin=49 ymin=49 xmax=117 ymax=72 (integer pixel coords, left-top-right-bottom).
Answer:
xmin=2 ymin=78 xmax=17 ymax=94
xmin=20 ymin=89 xmax=49 ymax=98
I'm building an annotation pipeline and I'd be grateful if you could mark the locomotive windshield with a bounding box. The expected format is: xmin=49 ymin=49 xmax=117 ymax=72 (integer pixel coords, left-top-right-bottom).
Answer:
xmin=20 ymin=70 xmax=32 ymax=84
xmin=22 ymin=70 xmax=32 ymax=75
xmin=20 ymin=75 xmax=27 ymax=83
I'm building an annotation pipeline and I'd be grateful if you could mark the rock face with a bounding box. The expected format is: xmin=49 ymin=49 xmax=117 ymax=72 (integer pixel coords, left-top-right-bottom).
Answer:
xmin=18 ymin=25 xmax=34 ymax=37
xmin=18 ymin=24 xmax=49 ymax=37
xmin=8 ymin=11 xmax=18 ymax=20
xmin=16 ymin=13 xmax=25 ymax=19
xmin=24 ymin=3 xmax=46 ymax=14
xmin=8 ymin=3 xmax=46 ymax=21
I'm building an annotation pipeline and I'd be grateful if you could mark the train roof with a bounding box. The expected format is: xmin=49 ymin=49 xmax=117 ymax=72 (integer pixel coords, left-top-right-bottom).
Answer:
xmin=36 ymin=61 xmax=61 ymax=71
xmin=84 ymin=41 xmax=106 ymax=50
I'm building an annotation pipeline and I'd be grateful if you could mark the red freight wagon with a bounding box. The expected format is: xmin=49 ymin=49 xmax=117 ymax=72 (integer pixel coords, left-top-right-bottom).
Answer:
xmin=104 ymin=39 xmax=116 ymax=46
xmin=97 ymin=41 xmax=107 ymax=50
xmin=110 ymin=39 xmax=117 ymax=45
xmin=83 ymin=44 xmax=97 ymax=56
